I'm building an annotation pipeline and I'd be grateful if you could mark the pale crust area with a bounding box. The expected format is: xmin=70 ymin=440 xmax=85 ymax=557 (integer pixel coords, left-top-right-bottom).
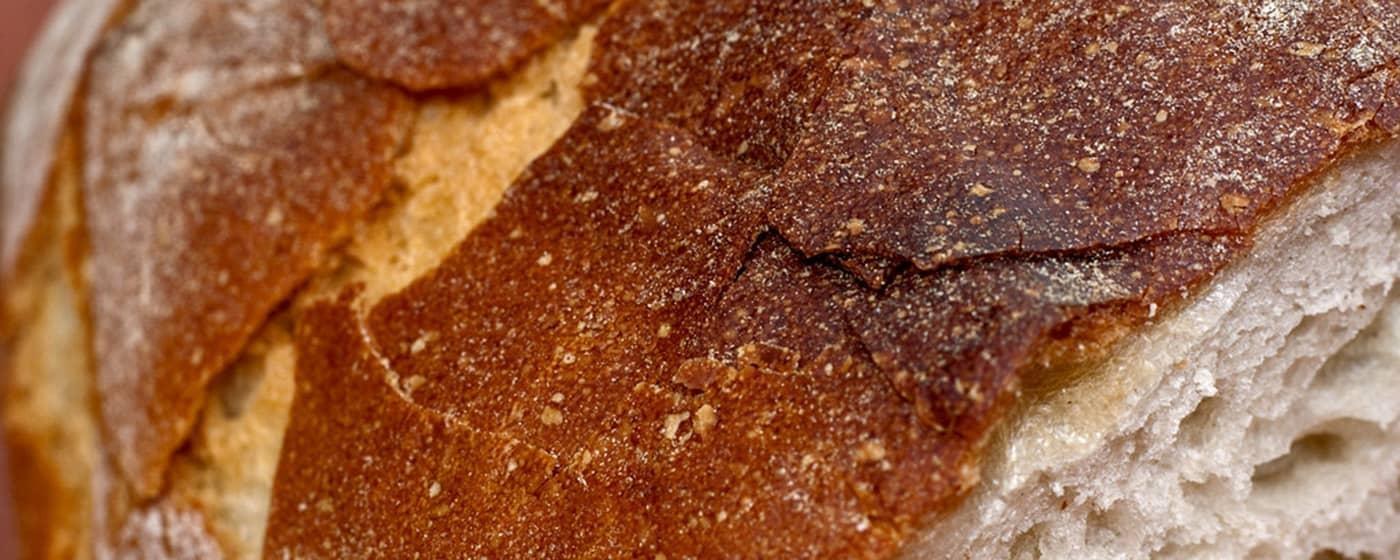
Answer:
xmin=340 ymin=25 xmax=596 ymax=304
xmin=2 ymin=134 xmax=98 ymax=559
xmin=156 ymin=321 xmax=295 ymax=558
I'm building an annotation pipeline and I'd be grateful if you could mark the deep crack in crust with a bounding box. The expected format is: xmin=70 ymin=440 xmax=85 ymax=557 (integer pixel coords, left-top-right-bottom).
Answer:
xmin=1 ymin=0 xmax=1398 ymax=557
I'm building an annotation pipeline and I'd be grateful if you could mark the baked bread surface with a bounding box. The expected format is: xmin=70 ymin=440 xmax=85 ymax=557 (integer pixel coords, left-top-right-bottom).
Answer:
xmin=2 ymin=0 xmax=1398 ymax=558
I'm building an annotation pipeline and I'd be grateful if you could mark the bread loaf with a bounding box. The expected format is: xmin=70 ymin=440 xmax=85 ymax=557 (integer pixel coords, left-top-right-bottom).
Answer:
xmin=2 ymin=1 xmax=1397 ymax=558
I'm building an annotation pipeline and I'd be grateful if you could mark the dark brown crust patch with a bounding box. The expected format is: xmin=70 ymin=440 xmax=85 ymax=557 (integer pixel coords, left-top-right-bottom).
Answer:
xmin=588 ymin=0 xmax=872 ymax=170
xmin=318 ymin=0 xmax=610 ymax=91
xmin=773 ymin=1 xmax=1399 ymax=268
xmin=82 ymin=0 xmax=412 ymax=499
xmin=270 ymin=297 xmax=622 ymax=558
xmin=269 ymin=109 xmax=925 ymax=557
xmin=364 ymin=106 xmax=765 ymax=435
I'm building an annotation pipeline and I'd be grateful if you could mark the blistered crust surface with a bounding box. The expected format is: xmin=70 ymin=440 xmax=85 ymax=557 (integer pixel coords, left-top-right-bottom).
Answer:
xmin=318 ymin=0 xmax=610 ymax=91
xmin=82 ymin=0 xmax=412 ymax=500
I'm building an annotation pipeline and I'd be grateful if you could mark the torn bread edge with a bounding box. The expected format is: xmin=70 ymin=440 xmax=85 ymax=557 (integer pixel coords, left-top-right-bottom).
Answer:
xmin=908 ymin=139 xmax=1400 ymax=558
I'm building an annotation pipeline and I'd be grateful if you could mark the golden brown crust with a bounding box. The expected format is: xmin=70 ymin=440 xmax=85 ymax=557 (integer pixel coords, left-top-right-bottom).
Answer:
xmin=265 ymin=105 xmax=1239 ymax=556
xmin=2 ymin=0 xmax=1399 ymax=558
xmin=2 ymin=122 xmax=98 ymax=560
xmin=318 ymin=0 xmax=610 ymax=91
xmin=4 ymin=408 xmax=76 ymax=559
xmin=265 ymin=1 xmax=1400 ymax=557
xmin=81 ymin=0 xmax=413 ymax=500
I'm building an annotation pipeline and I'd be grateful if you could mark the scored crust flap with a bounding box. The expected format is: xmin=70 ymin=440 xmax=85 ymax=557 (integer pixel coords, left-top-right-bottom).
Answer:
xmin=319 ymin=0 xmax=610 ymax=91
xmin=82 ymin=0 xmax=413 ymax=499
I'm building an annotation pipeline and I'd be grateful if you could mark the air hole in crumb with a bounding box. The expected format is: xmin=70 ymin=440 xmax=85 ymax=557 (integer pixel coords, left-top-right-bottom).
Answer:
xmin=1008 ymin=522 xmax=1046 ymax=559
xmin=215 ymin=354 xmax=266 ymax=419
xmin=1310 ymin=284 xmax=1392 ymax=390
xmin=1176 ymin=396 xmax=1223 ymax=448
xmin=1179 ymin=477 xmax=1223 ymax=510
xmin=1084 ymin=505 xmax=1130 ymax=546
xmin=1284 ymin=312 xmax=1326 ymax=348
xmin=1251 ymin=432 xmax=1346 ymax=486
xmin=1310 ymin=549 xmax=1378 ymax=560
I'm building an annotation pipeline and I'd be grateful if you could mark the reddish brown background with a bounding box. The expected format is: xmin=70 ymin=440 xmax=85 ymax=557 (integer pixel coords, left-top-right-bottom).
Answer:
xmin=3 ymin=1 xmax=61 ymax=557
